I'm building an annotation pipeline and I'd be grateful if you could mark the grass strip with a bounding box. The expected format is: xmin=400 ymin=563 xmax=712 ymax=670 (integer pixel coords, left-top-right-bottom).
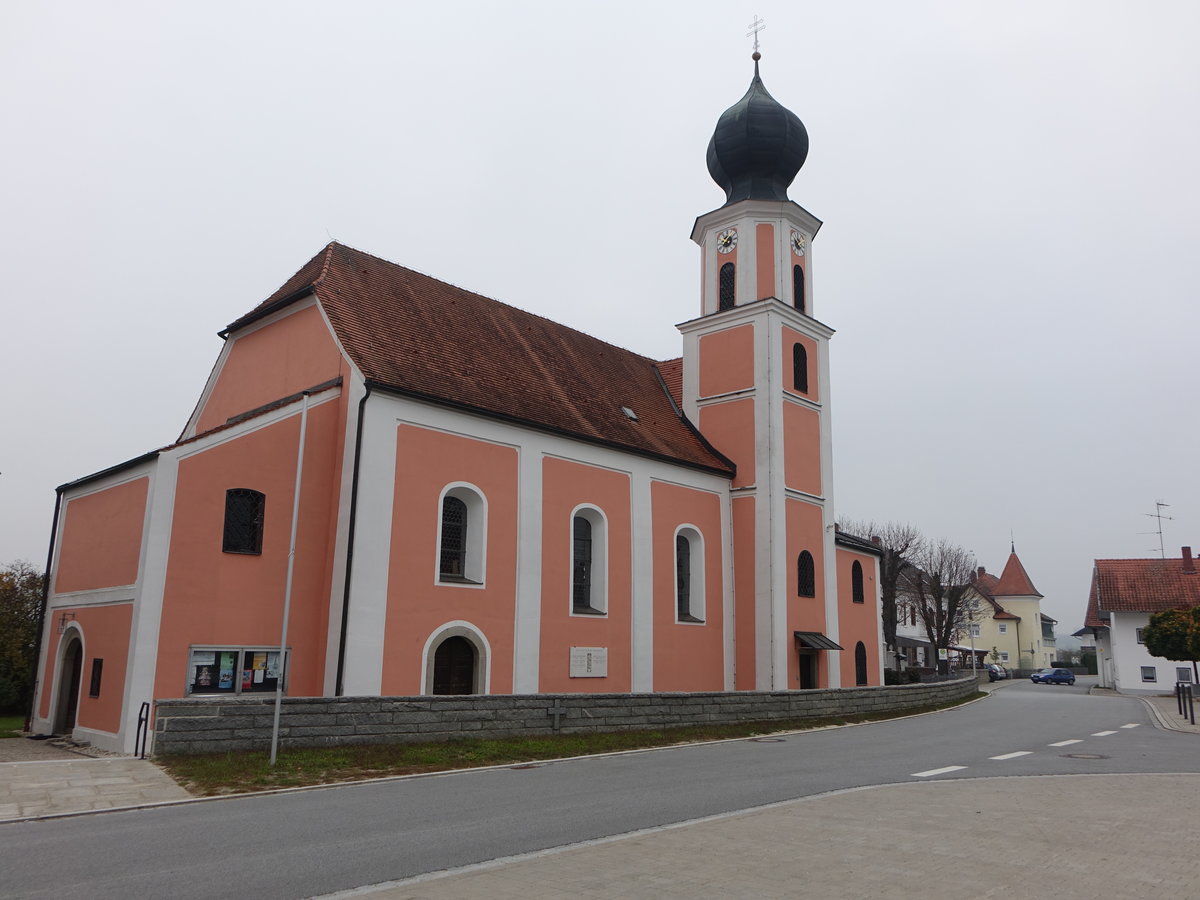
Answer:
xmin=158 ymin=692 xmax=981 ymax=796
xmin=0 ymin=715 xmax=24 ymax=738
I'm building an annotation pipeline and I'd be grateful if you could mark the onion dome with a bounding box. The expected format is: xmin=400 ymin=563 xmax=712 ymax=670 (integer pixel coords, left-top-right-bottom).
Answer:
xmin=706 ymin=55 xmax=808 ymax=205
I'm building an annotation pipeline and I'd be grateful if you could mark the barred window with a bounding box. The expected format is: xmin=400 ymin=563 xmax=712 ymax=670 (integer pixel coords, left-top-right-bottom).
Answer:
xmin=793 ymin=343 xmax=808 ymax=393
xmin=797 ymin=551 xmax=815 ymax=598
xmin=851 ymin=561 xmax=864 ymax=603
xmin=439 ymin=496 xmax=467 ymax=578
xmin=572 ymin=515 xmax=593 ymax=612
xmin=793 ymin=264 xmax=805 ymax=313
xmin=719 ymin=262 xmax=736 ymax=310
xmin=855 ymin=642 xmax=868 ymax=685
xmin=223 ymin=489 xmax=265 ymax=554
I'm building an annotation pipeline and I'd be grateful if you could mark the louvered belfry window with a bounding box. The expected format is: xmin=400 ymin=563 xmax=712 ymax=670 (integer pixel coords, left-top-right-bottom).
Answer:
xmin=223 ymin=489 xmax=265 ymax=554
xmin=793 ymin=343 xmax=809 ymax=393
xmin=676 ymin=534 xmax=692 ymax=618
xmin=440 ymin=496 xmax=467 ymax=578
xmin=572 ymin=516 xmax=592 ymax=612
xmin=852 ymin=561 xmax=864 ymax=603
xmin=793 ymin=264 xmax=805 ymax=313
xmin=719 ymin=262 xmax=736 ymax=310
xmin=797 ymin=551 xmax=815 ymax=597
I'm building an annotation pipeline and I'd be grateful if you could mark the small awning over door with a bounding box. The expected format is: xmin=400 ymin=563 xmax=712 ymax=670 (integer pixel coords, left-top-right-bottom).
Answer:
xmin=793 ymin=631 xmax=844 ymax=651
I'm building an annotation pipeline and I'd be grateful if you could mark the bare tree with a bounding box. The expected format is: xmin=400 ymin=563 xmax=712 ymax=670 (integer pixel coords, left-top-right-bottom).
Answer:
xmin=840 ymin=520 xmax=923 ymax=665
xmin=906 ymin=539 xmax=979 ymax=675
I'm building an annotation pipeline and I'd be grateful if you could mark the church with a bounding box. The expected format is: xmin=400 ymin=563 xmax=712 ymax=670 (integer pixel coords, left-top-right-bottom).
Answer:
xmin=32 ymin=54 xmax=885 ymax=754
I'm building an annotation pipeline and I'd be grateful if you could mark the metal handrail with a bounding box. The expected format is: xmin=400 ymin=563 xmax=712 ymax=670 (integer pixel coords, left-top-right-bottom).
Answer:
xmin=135 ymin=701 xmax=150 ymax=759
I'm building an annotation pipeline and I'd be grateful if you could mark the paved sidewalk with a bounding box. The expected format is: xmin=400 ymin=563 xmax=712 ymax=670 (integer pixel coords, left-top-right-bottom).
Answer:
xmin=328 ymin=774 xmax=1200 ymax=900
xmin=0 ymin=739 xmax=189 ymax=820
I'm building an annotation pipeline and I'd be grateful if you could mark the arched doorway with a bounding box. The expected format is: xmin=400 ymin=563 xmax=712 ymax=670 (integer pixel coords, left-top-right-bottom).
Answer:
xmin=55 ymin=636 xmax=83 ymax=734
xmin=855 ymin=641 xmax=868 ymax=686
xmin=432 ymin=636 xmax=477 ymax=695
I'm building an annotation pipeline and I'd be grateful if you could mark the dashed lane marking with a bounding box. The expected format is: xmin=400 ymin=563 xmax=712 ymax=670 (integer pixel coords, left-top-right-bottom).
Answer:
xmin=1091 ymin=730 xmax=1118 ymax=736
xmin=989 ymin=751 xmax=1032 ymax=760
xmin=1049 ymin=740 xmax=1082 ymax=747
xmin=1120 ymin=724 xmax=1140 ymax=729
xmin=911 ymin=766 xmax=967 ymax=778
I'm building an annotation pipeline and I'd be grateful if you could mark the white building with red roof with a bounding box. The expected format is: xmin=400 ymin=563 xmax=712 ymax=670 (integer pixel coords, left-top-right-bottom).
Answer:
xmin=1081 ymin=547 xmax=1200 ymax=692
xmin=30 ymin=56 xmax=886 ymax=753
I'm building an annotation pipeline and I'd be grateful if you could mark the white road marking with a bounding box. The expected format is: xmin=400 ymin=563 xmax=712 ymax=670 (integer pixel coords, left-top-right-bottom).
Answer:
xmin=1049 ymin=740 xmax=1082 ymax=747
xmin=989 ymin=751 xmax=1032 ymax=760
xmin=911 ymin=766 xmax=967 ymax=778
xmin=1120 ymin=724 xmax=1140 ymax=729
xmin=1091 ymin=730 xmax=1118 ymax=736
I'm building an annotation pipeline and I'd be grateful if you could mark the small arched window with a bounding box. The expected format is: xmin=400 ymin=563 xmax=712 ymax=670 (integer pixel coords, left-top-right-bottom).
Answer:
xmin=439 ymin=496 xmax=467 ymax=578
xmin=223 ymin=489 xmax=265 ymax=554
xmin=797 ymin=550 xmax=815 ymax=598
xmin=793 ymin=343 xmax=808 ymax=394
xmin=719 ymin=262 xmax=736 ymax=311
xmin=793 ymin=264 xmax=805 ymax=313
xmin=852 ymin=561 xmax=864 ymax=603
xmin=438 ymin=485 xmax=487 ymax=584
xmin=675 ymin=527 xmax=705 ymax=623
xmin=855 ymin=641 xmax=868 ymax=685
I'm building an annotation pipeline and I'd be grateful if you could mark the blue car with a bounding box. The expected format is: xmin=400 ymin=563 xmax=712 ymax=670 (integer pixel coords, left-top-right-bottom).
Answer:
xmin=1031 ymin=668 xmax=1076 ymax=685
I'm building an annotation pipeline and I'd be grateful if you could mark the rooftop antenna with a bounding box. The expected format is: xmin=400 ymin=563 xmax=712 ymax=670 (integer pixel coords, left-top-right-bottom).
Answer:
xmin=1140 ymin=500 xmax=1172 ymax=558
xmin=746 ymin=14 xmax=766 ymax=56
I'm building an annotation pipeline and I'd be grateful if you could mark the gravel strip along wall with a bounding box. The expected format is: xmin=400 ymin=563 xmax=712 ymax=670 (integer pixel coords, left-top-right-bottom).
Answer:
xmin=153 ymin=678 xmax=977 ymax=754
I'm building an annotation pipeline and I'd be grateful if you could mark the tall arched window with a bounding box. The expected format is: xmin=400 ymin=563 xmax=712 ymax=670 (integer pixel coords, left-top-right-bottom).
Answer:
xmin=572 ymin=516 xmax=591 ymax=610
xmin=437 ymin=484 xmax=487 ymax=584
xmin=852 ymin=561 xmax=864 ymax=603
xmin=223 ymin=488 xmax=265 ymax=554
xmin=793 ymin=264 xmax=805 ymax=313
xmin=675 ymin=527 xmax=705 ymax=622
xmin=855 ymin=641 xmax=868 ymax=685
xmin=793 ymin=343 xmax=808 ymax=393
xmin=719 ymin=262 xmax=736 ymax=310
xmin=797 ymin=550 xmax=815 ymax=598
xmin=439 ymin=496 xmax=467 ymax=578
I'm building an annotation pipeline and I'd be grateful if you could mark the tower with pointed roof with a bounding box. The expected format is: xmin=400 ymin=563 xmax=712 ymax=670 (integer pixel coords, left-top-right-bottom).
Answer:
xmin=680 ymin=53 xmax=853 ymax=690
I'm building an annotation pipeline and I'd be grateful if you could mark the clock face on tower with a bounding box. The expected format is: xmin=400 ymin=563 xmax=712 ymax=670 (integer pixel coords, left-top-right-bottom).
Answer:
xmin=790 ymin=230 xmax=807 ymax=256
xmin=716 ymin=228 xmax=738 ymax=253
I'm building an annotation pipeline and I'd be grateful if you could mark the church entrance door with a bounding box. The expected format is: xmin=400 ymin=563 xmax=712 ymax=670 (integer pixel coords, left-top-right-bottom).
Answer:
xmin=432 ymin=636 xmax=476 ymax=695
xmin=797 ymin=650 xmax=817 ymax=690
xmin=55 ymin=636 xmax=83 ymax=733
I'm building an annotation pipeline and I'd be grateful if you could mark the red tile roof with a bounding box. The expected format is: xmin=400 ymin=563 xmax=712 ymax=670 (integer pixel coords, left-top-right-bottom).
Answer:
xmin=1083 ymin=577 xmax=1108 ymax=629
xmin=993 ymin=551 xmax=1042 ymax=598
xmin=969 ymin=570 xmax=1021 ymax=619
xmin=1092 ymin=557 xmax=1200 ymax=614
xmin=223 ymin=243 xmax=734 ymax=475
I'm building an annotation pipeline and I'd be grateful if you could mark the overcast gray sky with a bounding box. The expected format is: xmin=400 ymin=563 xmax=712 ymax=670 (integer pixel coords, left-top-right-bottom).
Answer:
xmin=3 ymin=1 xmax=1197 ymax=634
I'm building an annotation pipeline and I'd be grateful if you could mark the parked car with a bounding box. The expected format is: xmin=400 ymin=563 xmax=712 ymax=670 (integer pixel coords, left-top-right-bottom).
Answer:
xmin=1031 ymin=667 xmax=1076 ymax=685
xmin=982 ymin=663 xmax=1008 ymax=682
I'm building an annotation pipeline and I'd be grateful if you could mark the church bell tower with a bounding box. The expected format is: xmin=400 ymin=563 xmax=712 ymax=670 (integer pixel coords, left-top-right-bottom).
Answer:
xmin=680 ymin=53 xmax=840 ymax=690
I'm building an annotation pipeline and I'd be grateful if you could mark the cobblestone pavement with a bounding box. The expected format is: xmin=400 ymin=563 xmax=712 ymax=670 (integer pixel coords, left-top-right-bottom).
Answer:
xmin=328 ymin=774 xmax=1200 ymax=900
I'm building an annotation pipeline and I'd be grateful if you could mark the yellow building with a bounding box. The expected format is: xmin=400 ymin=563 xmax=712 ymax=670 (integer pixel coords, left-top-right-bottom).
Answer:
xmin=967 ymin=548 xmax=1056 ymax=673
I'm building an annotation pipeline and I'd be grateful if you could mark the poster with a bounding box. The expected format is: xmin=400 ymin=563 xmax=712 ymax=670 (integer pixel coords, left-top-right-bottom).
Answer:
xmin=266 ymin=652 xmax=280 ymax=680
xmin=191 ymin=651 xmax=216 ymax=666
xmin=218 ymin=652 xmax=235 ymax=689
xmin=195 ymin=665 xmax=213 ymax=687
xmin=242 ymin=669 xmax=252 ymax=689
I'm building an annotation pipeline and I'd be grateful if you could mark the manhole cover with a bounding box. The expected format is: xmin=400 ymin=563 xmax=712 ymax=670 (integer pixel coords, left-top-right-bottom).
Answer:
xmin=750 ymin=737 xmax=786 ymax=743
xmin=510 ymin=763 xmax=544 ymax=770
xmin=1062 ymin=753 xmax=1107 ymax=760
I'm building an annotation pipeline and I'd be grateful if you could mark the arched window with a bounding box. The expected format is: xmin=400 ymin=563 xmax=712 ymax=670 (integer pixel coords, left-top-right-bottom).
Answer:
xmin=855 ymin=641 xmax=868 ymax=685
xmin=793 ymin=343 xmax=808 ymax=394
xmin=571 ymin=509 xmax=607 ymax=614
xmin=793 ymin=264 xmax=805 ymax=313
xmin=438 ymin=485 xmax=487 ymax=584
xmin=719 ymin=262 xmax=736 ymax=311
xmin=852 ymin=561 xmax=864 ymax=603
xmin=223 ymin=488 xmax=265 ymax=554
xmin=797 ymin=550 xmax=815 ymax=598
xmin=676 ymin=527 xmax=705 ymax=623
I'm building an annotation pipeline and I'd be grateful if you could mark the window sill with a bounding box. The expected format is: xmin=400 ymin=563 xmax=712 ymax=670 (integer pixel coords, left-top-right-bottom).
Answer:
xmin=572 ymin=606 xmax=606 ymax=616
xmin=437 ymin=575 xmax=483 ymax=586
xmin=677 ymin=614 xmax=705 ymax=625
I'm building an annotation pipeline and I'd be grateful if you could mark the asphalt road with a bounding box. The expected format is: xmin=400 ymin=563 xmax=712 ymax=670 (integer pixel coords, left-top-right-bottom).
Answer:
xmin=3 ymin=679 xmax=1195 ymax=899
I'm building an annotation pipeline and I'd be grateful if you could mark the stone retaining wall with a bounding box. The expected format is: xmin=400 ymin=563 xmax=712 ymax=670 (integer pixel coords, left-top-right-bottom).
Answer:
xmin=153 ymin=677 xmax=978 ymax=754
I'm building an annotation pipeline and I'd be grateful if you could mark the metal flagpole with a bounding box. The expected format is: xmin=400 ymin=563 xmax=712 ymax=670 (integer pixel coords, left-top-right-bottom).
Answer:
xmin=270 ymin=391 xmax=310 ymax=766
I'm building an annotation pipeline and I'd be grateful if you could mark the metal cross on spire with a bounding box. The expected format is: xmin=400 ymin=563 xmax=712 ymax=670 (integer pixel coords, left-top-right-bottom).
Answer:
xmin=746 ymin=15 xmax=766 ymax=54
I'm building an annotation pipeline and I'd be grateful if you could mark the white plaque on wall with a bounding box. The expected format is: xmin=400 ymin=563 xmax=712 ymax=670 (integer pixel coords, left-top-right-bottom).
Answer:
xmin=569 ymin=646 xmax=608 ymax=678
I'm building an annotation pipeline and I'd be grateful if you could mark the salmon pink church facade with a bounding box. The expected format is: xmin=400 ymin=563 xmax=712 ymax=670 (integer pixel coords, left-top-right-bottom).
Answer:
xmin=33 ymin=58 xmax=885 ymax=753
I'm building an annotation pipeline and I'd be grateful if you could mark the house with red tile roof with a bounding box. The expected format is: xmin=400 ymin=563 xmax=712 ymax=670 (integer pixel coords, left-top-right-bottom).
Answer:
xmin=1080 ymin=547 xmax=1200 ymax=692
xmin=30 ymin=57 xmax=885 ymax=753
